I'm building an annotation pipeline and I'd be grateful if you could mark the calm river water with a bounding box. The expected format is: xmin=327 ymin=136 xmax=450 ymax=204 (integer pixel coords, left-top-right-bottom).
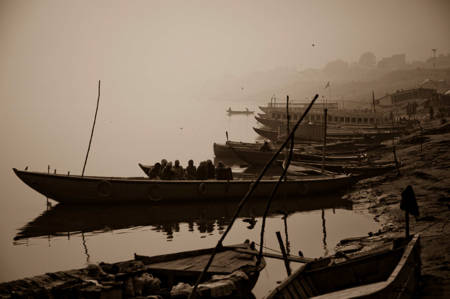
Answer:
xmin=0 ymin=97 xmax=379 ymax=298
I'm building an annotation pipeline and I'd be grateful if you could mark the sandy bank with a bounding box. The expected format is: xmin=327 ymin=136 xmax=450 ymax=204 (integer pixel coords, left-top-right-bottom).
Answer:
xmin=341 ymin=120 xmax=450 ymax=297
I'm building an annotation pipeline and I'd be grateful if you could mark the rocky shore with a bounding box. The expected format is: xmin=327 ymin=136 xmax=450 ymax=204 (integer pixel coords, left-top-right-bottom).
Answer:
xmin=339 ymin=120 xmax=450 ymax=298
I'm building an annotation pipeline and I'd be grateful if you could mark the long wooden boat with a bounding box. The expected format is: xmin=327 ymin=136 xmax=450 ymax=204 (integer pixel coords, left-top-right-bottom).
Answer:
xmin=213 ymin=141 xmax=384 ymax=163
xmin=253 ymin=126 xmax=398 ymax=144
xmin=253 ymin=127 xmax=369 ymax=143
xmin=289 ymin=161 xmax=396 ymax=178
xmin=213 ymin=145 xmax=366 ymax=167
xmin=14 ymin=195 xmax=352 ymax=241
xmin=258 ymin=103 xmax=395 ymax=127
xmin=13 ymin=168 xmax=357 ymax=204
xmin=255 ymin=115 xmax=404 ymax=132
xmin=0 ymin=242 xmax=265 ymax=299
xmin=265 ymin=234 xmax=421 ymax=299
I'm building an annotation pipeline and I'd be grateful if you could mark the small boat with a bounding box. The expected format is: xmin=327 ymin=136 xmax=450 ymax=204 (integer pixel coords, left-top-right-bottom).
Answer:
xmin=227 ymin=108 xmax=254 ymax=115
xmin=0 ymin=242 xmax=265 ymax=299
xmin=13 ymin=168 xmax=357 ymax=204
xmin=265 ymin=234 xmax=421 ymax=298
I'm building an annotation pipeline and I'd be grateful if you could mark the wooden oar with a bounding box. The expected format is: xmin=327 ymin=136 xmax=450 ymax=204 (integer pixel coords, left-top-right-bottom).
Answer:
xmin=233 ymin=248 xmax=315 ymax=264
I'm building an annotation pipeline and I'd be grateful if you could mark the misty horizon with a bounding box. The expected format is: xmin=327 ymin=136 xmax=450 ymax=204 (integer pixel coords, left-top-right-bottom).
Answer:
xmin=1 ymin=0 xmax=449 ymax=100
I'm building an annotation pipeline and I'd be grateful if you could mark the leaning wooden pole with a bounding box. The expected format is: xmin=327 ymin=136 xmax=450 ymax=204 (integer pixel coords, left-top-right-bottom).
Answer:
xmin=321 ymin=108 xmax=328 ymax=173
xmin=276 ymin=231 xmax=292 ymax=276
xmin=188 ymin=94 xmax=319 ymax=299
xmin=286 ymin=95 xmax=290 ymax=138
xmin=82 ymin=80 xmax=101 ymax=177
xmin=285 ymin=95 xmax=290 ymax=167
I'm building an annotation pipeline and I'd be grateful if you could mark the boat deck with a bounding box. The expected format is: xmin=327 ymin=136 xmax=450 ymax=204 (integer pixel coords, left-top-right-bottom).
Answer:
xmin=148 ymin=248 xmax=256 ymax=274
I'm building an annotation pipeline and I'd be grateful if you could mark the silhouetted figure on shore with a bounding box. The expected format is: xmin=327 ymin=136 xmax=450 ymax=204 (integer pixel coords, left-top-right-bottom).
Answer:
xmin=185 ymin=159 xmax=197 ymax=179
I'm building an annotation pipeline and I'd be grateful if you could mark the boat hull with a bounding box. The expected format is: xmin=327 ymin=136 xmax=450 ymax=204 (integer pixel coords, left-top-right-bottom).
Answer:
xmin=266 ymin=235 xmax=421 ymax=299
xmin=213 ymin=145 xmax=365 ymax=166
xmin=13 ymin=168 xmax=357 ymax=204
xmin=0 ymin=242 xmax=265 ymax=298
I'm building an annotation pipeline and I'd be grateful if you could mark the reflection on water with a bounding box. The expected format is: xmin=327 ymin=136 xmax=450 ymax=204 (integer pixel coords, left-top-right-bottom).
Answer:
xmin=321 ymin=209 xmax=328 ymax=256
xmin=3 ymin=101 xmax=381 ymax=298
xmin=81 ymin=232 xmax=91 ymax=264
xmin=10 ymin=193 xmax=381 ymax=298
xmin=14 ymin=194 xmax=352 ymax=243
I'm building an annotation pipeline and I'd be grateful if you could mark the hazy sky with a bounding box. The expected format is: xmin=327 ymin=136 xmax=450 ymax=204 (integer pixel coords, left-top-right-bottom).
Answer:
xmin=1 ymin=0 xmax=449 ymax=93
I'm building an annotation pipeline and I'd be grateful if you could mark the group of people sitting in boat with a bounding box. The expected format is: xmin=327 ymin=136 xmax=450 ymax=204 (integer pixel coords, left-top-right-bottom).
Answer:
xmin=147 ymin=159 xmax=233 ymax=180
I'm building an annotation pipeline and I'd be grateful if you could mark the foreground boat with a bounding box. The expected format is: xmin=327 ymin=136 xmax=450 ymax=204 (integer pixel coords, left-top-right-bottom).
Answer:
xmin=265 ymin=234 xmax=421 ymax=298
xmin=13 ymin=168 xmax=357 ymax=204
xmin=0 ymin=242 xmax=265 ymax=299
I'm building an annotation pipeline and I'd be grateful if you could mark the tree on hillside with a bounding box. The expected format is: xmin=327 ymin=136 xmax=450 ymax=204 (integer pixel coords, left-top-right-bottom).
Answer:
xmin=358 ymin=52 xmax=376 ymax=67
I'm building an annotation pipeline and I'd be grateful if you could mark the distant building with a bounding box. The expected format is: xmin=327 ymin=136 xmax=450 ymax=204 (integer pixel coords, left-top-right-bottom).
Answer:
xmin=374 ymin=94 xmax=393 ymax=107
xmin=391 ymin=88 xmax=437 ymax=104
xmin=377 ymin=54 xmax=406 ymax=69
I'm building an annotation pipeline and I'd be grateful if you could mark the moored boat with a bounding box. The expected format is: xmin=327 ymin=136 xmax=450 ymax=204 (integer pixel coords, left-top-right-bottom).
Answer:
xmin=255 ymin=115 xmax=405 ymax=132
xmin=213 ymin=145 xmax=366 ymax=167
xmin=289 ymin=161 xmax=396 ymax=178
xmin=265 ymin=234 xmax=421 ymax=298
xmin=13 ymin=168 xmax=357 ymax=204
xmin=0 ymin=242 xmax=265 ymax=299
xmin=253 ymin=127 xmax=372 ymax=143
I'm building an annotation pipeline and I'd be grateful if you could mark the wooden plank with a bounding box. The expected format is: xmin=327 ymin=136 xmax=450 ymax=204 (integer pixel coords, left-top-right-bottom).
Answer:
xmin=305 ymin=276 xmax=318 ymax=295
xmin=298 ymin=278 xmax=314 ymax=297
xmin=281 ymin=288 xmax=293 ymax=299
xmin=292 ymin=279 xmax=308 ymax=298
xmin=287 ymin=283 xmax=301 ymax=299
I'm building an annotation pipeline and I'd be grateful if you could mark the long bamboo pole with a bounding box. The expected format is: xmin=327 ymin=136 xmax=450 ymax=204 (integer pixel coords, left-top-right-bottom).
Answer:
xmin=276 ymin=231 xmax=292 ymax=276
xmin=321 ymin=108 xmax=328 ymax=173
xmin=82 ymin=80 xmax=101 ymax=176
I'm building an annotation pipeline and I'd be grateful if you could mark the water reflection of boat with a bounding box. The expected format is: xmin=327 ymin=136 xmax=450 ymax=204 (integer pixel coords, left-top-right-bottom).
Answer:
xmin=14 ymin=195 xmax=352 ymax=242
